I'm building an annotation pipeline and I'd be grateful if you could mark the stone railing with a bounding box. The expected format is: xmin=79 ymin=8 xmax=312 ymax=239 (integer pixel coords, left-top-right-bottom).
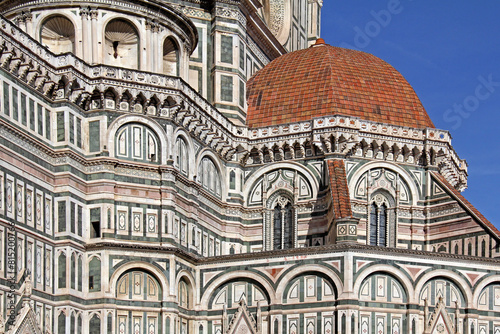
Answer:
xmin=0 ymin=13 xmax=467 ymax=190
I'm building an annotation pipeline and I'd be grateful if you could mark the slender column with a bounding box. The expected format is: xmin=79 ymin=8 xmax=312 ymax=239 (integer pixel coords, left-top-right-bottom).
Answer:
xmin=90 ymin=8 xmax=98 ymax=64
xmin=80 ymin=7 xmax=91 ymax=62
xmin=24 ymin=12 xmax=33 ymax=35
xmin=152 ymin=23 xmax=160 ymax=73
xmin=16 ymin=15 xmax=26 ymax=32
xmin=145 ymin=20 xmax=152 ymax=71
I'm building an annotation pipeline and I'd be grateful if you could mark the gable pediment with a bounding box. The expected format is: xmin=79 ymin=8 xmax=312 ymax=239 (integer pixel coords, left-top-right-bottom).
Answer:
xmin=424 ymin=297 xmax=458 ymax=334
xmin=8 ymin=303 xmax=43 ymax=334
xmin=225 ymin=299 xmax=260 ymax=334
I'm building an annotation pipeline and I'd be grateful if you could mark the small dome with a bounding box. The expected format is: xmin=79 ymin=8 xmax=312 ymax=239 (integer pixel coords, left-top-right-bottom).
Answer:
xmin=246 ymin=40 xmax=434 ymax=129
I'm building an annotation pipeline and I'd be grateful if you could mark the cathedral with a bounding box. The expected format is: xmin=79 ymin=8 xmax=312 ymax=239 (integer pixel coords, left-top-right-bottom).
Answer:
xmin=0 ymin=0 xmax=499 ymax=333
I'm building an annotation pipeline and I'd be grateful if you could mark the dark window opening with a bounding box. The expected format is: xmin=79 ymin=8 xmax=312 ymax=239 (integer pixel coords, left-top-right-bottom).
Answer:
xmin=91 ymin=221 xmax=100 ymax=238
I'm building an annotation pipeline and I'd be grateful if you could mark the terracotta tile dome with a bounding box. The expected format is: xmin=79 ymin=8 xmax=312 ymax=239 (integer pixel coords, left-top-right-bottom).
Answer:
xmin=246 ymin=39 xmax=435 ymax=129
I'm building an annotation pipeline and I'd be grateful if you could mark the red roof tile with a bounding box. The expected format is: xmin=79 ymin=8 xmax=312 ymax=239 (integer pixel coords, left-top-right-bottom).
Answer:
xmin=246 ymin=41 xmax=434 ymax=129
xmin=327 ymin=160 xmax=352 ymax=219
xmin=431 ymin=172 xmax=500 ymax=238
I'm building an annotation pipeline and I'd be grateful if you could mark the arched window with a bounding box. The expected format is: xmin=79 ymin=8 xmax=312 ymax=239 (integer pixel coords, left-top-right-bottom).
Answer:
xmin=89 ymin=314 xmax=101 ymax=334
xmin=104 ymin=19 xmax=139 ymax=69
xmin=369 ymin=193 xmax=394 ymax=247
xmin=163 ymin=37 xmax=179 ymax=76
xmin=77 ymin=256 xmax=83 ymax=291
xmin=70 ymin=313 xmax=76 ymax=333
xmin=57 ymin=312 xmax=66 ymax=334
xmin=268 ymin=194 xmax=295 ymax=250
xmin=178 ymin=278 xmax=192 ymax=309
xmin=198 ymin=157 xmax=221 ymax=197
xmin=369 ymin=203 xmax=377 ymax=245
xmin=229 ymin=170 xmax=236 ymax=190
xmin=273 ymin=205 xmax=282 ymax=250
xmin=58 ymin=253 xmax=66 ymax=289
xmin=77 ymin=315 xmax=82 ymax=333
xmin=115 ymin=123 xmax=160 ymax=164
xmin=88 ymin=257 xmax=101 ymax=292
xmin=175 ymin=137 xmax=188 ymax=176
xmin=107 ymin=313 xmax=112 ymax=333
xmin=41 ymin=16 xmax=75 ymax=54
xmin=71 ymin=253 xmax=76 ymax=289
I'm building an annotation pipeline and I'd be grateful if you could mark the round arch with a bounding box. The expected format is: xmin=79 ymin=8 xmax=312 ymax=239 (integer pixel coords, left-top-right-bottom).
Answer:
xmin=199 ymin=270 xmax=275 ymax=309
xmin=173 ymin=128 xmax=195 ymax=179
xmin=175 ymin=269 xmax=198 ymax=306
xmin=108 ymin=261 xmax=169 ymax=301
xmin=195 ymin=148 xmax=227 ymax=198
xmin=161 ymin=35 xmax=182 ymax=76
xmin=102 ymin=16 xmax=141 ymax=70
xmin=414 ymin=270 xmax=472 ymax=307
xmin=39 ymin=14 xmax=77 ymax=55
xmin=107 ymin=114 xmax=168 ymax=165
xmin=472 ymin=275 xmax=500 ymax=308
xmin=36 ymin=11 xmax=80 ymax=32
xmin=353 ymin=264 xmax=415 ymax=304
xmin=348 ymin=161 xmax=420 ymax=206
xmin=243 ymin=161 xmax=320 ymax=202
xmin=275 ymin=264 xmax=344 ymax=301
xmin=100 ymin=14 xmax=142 ymax=43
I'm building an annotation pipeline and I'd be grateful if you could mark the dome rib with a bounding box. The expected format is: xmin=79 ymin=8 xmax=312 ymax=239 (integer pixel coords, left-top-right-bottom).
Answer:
xmin=246 ymin=42 xmax=434 ymax=129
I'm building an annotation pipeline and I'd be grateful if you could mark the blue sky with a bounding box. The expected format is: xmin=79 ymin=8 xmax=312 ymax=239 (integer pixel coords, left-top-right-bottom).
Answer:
xmin=321 ymin=1 xmax=500 ymax=228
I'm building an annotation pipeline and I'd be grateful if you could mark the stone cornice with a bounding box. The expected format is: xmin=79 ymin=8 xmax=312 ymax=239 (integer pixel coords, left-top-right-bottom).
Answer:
xmin=85 ymin=240 xmax=500 ymax=268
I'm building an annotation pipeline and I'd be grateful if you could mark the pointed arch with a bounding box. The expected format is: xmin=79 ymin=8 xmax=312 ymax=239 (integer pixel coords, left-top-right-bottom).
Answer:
xmin=89 ymin=313 xmax=101 ymax=334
